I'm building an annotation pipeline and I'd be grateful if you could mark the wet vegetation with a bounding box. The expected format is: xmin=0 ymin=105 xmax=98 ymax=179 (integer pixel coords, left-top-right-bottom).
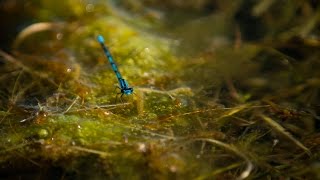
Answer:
xmin=0 ymin=0 xmax=320 ymax=179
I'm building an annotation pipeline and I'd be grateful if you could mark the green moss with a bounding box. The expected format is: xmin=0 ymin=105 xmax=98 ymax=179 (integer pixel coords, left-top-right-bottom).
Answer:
xmin=0 ymin=0 xmax=320 ymax=179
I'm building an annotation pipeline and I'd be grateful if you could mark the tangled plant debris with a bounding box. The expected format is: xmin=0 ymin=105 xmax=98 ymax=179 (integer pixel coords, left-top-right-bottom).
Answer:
xmin=0 ymin=0 xmax=320 ymax=179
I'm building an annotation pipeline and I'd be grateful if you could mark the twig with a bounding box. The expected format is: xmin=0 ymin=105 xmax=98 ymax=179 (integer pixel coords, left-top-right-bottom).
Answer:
xmin=259 ymin=114 xmax=311 ymax=155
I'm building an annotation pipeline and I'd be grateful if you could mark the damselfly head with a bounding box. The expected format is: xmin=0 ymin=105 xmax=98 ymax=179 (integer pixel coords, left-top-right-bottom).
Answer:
xmin=122 ymin=87 xmax=133 ymax=95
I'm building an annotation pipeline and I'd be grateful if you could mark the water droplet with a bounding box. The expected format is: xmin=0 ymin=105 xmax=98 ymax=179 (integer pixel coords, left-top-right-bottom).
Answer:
xmin=86 ymin=4 xmax=94 ymax=12
xmin=56 ymin=33 xmax=63 ymax=40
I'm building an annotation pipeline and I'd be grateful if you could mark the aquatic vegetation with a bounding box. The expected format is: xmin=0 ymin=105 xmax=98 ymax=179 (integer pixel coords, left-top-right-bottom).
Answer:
xmin=0 ymin=0 xmax=320 ymax=179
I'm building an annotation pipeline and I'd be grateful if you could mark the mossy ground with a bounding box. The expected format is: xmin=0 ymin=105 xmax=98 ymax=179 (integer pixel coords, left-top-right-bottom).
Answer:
xmin=0 ymin=0 xmax=320 ymax=179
